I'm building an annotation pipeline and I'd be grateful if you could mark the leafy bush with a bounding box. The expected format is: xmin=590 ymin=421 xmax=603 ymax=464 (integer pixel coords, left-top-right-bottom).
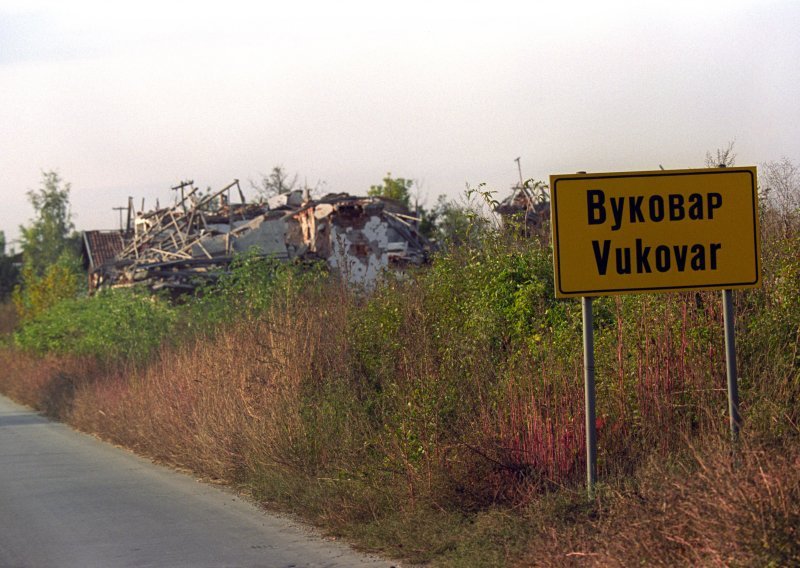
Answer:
xmin=738 ymin=208 xmax=800 ymax=436
xmin=186 ymin=250 xmax=326 ymax=331
xmin=15 ymin=288 xmax=177 ymax=361
xmin=344 ymin=231 xmax=588 ymax=505
xmin=12 ymin=252 xmax=83 ymax=322
xmin=12 ymin=249 xmax=326 ymax=364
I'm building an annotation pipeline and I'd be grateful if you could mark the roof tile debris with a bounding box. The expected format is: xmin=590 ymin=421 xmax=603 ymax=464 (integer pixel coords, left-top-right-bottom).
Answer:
xmin=82 ymin=230 xmax=126 ymax=270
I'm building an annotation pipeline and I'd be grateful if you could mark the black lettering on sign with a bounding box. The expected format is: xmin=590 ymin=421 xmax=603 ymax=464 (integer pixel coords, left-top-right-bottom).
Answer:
xmin=636 ymin=239 xmax=652 ymax=273
xmin=688 ymin=193 xmax=704 ymax=219
xmin=669 ymin=194 xmax=685 ymax=221
xmin=589 ymin=240 xmax=725 ymax=276
xmin=710 ymin=243 xmax=722 ymax=269
xmin=649 ymin=196 xmax=665 ymax=222
xmin=691 ymin=244 xmax=705 ymax=270
xmin=610 ymin=198 xmax=624 ymax=231
xmin=655 ymin=245 xmax=670 ymax=272
xmin=584 ymin=190 xmax=724 ymax=227
xmin=674 ymin=244 xmax=689 ymax=271
xmin=587 ymin=190 xmax=606 ymax=225
xmin=592 ymin=240 xmax=611 ymax=275
xmin=629 ymin=196 xmax=645 ymax=223
xmin=708 ymin=193 xmax=722 ymax=219
xmin=616 ymin=247 xmax=631 ymax=274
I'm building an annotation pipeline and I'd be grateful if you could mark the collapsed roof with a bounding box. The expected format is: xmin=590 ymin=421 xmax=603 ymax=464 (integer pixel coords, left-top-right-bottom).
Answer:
xmin=83 ymin=180 xmax=432 ymax=294
xmin=495 ymin=182 xmax=551 ymax=238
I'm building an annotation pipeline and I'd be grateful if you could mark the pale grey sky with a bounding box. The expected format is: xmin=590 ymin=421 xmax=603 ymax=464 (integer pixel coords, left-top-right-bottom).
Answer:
xmin=1 ymin=0 xmax=798 ymax=245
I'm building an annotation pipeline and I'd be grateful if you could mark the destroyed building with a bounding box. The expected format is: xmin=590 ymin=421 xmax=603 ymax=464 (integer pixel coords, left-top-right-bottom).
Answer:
xmin=82 ymin=230 xmax=126 ymax=291
xmin=495 ymin=181 xmax=551 ymax=239
xmin=82 ymin=180 xmax=432 ymax=294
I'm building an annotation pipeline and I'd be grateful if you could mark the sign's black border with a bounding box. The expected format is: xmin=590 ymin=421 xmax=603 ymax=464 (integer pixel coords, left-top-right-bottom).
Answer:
xmin=551 ymin=169 xmax=760 ymax=297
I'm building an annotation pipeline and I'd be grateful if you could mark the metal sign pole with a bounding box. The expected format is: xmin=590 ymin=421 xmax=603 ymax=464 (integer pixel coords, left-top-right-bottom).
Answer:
xmin=582 ymin=296 xmax=598 ymax=498
xmin=722 ymin=289 xmax=741 ymax=440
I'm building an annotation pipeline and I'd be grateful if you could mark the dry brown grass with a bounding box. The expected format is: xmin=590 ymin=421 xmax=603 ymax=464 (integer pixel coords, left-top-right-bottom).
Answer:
xmin=0 ymin=302 xmax=18 ymax=336
xmin=67 ymin=287 xmax=353 ymax=480
xmin=0 ymin=223 xmax=796 ymax=567
xmin=519 ymin=438 xmax=800 ymax=567
xmin=0 ymin=347 xmax=101 ymax=417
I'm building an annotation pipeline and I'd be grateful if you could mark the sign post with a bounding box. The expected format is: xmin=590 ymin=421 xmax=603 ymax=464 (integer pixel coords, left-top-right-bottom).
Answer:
xmin=722 ymin=289 xmax=740 ymax=440
xmin=550 ymin=167 xmax=760 ymax=497
xmin=582 ymin=296 xmax=597 ymax=496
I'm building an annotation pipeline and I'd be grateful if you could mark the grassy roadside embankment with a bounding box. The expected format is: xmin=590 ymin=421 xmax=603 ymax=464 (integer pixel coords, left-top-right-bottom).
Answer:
xmin=0 ymin=207 xmax=797 ymax=566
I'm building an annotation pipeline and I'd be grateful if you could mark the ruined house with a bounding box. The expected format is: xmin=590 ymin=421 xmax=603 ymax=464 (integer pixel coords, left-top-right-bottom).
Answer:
xmin=82 ymin=230 xmax=127 ymax=291
xmin=82 ymin=180 xmax=432 ymax=294
xmin=495 ymin=182 xmax=551 ymax=239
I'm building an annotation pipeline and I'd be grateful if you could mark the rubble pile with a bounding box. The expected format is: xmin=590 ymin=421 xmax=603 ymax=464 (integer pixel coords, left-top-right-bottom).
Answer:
xmin=84 ymin=180 xmax=433 ymax=293
xmin=495 ymin=182 xmax=551 ymax=238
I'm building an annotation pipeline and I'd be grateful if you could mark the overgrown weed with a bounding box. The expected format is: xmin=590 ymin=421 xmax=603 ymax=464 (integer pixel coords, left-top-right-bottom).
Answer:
xmin=517 ymin=436 xmax=800 ymax=567
xmin=0 ymin=198 xmax=797 ymax=566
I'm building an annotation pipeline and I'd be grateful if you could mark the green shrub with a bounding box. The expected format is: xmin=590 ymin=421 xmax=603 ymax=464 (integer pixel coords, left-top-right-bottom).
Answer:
xmin=739 ymin=219 xmax=800 ymax=436
xmin=187 ymin=250 xmax=326 ymax=331
xmin=12 ymin=252 xmax=83 ymax=323
xmin=15 ymin=288 xmax=177 ymax=361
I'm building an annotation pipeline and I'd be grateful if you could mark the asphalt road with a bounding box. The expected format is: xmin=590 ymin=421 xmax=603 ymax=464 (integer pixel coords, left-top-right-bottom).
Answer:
xmin=0 ymin=394 xmax=397 ymax=568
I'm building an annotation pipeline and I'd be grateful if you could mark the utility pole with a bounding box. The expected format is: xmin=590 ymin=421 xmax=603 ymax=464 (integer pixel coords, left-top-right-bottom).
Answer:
xmin=112 ymin=206 xmax=127 ymax=232
xmin=126 ymin=197 xmax=133 ymax=234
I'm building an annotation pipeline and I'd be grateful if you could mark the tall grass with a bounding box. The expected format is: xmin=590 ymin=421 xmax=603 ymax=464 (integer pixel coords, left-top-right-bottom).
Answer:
xmin=519 ymin=438 xmax=800 ymax=567
xmin=0 ymin=302 xmax=18 ymax=337
xmin=0 ymin=200 xmax=796 ymax=565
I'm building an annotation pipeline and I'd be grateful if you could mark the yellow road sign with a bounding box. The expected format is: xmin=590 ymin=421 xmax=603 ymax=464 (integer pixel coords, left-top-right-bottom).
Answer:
xmin=550 ymin=167 xmax=760 ymax=298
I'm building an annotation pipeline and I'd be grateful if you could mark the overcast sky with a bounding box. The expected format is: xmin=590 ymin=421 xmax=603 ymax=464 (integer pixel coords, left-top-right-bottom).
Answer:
xmin=1 ymin=0 xmax=798 ymax=245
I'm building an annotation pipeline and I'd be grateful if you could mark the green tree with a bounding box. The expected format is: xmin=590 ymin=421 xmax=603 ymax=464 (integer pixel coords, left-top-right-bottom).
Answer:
xmin=18 ymin=171 xmax=80 ymax=277
xmin=251 ymin=165 xmax=299 ymax=198
xmin=13 ymin=171 xmax=83 ymax=321
xmin=419 ymin=195 xmax=466 ymax=244
xmin=416 ymin=194 xmax=487 ymax=248
xmin=368 ymin=173 xmax=413 ymax=208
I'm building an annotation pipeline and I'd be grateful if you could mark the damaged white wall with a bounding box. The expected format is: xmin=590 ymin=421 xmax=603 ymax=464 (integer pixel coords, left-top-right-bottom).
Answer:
xmin=328 ymin=215 xmax=389 ymax=288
